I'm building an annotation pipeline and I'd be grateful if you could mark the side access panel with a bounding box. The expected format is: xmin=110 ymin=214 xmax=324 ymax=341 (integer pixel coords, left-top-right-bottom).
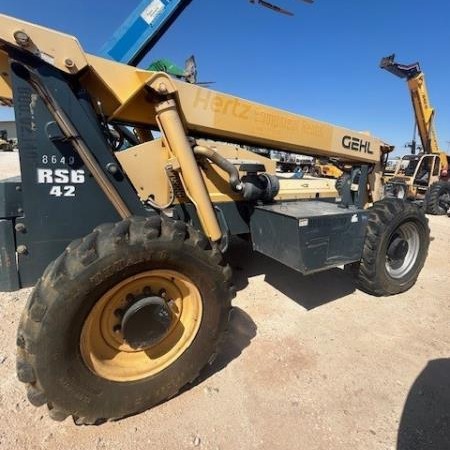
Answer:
xmin=250 ymin=201 xmax=368 ymax=274
xmin=0 ymin=177 xmax=22 ymax=218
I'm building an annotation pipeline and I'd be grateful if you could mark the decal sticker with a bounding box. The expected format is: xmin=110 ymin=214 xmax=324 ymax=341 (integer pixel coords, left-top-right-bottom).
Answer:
xmin=141 ymin=0 xmax=165 ymax=24
xmin=37 ymin=167 xmax=85 ymax=198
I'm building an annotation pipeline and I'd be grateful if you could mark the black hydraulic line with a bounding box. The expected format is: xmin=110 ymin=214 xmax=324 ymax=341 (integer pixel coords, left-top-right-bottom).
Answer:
xmin=193 ymin=145 xmax=244 ymax=192
xmin=114 ymin=124 xmax=140 ymax=147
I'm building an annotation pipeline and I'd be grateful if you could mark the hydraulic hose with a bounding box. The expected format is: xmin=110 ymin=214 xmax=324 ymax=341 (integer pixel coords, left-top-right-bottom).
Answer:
xmin=193 ymin=145 xmax=244 ymax=192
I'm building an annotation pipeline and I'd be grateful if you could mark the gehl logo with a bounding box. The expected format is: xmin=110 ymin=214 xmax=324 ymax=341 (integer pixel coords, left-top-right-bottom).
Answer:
xmin=342 ymin=136 xmax=373 ymax=154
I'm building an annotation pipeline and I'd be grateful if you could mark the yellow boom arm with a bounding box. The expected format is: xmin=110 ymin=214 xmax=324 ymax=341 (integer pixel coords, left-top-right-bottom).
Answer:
xmin=0 ymin=13 xmax=392 ymax=167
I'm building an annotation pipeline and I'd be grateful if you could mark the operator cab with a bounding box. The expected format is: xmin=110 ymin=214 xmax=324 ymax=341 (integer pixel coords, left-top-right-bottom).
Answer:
xmin=397 ymin=154 xmax=440 ymax=185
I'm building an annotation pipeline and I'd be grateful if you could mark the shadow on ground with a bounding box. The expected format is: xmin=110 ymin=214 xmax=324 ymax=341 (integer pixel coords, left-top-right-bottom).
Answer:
xmin=226 ymin=237 xmax=356 ymax=310
xmin=397 ymin=359 xmax=450 ymax=450
xmin=182 ymin=307 xmax=257 ymax=390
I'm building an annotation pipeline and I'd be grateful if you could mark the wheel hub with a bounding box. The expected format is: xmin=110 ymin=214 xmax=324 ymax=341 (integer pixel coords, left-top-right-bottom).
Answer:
xmin=121 ymin=296 xmax=173 ymax=349
xmin=387 ymin=236 xmax=409 ymax=268
xmin=80 ymin=270 xmax=203 ymax=382
xmin=385 ymin=223 xmax=420 ymax=279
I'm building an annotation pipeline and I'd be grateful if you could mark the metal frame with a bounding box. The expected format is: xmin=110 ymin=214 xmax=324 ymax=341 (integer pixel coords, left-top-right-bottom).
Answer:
xmin=0 ymin=13 xmax=394 ymax=291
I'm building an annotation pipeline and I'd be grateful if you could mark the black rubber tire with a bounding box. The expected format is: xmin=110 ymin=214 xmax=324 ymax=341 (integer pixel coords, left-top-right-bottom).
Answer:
xmin=335 ymin=174 xmax=350 ymax=196
xmin=424 ymin=181 xmax=450 ymax=215
xmin=16 ymin=216 xmax=234 ymax=424
xmin=351 ymin=199 xmax=430 ymax=296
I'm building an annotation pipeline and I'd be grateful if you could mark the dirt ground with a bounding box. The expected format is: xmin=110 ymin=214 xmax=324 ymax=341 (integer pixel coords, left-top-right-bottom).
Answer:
xmin=0 ymin=152 xmax=449 ymax=450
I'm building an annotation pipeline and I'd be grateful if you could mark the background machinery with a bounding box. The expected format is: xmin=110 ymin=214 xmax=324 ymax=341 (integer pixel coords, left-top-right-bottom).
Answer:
xmin=0 ymin=12 xmax=430 ymax=424
xmin=0 ymin=129 xmax=14 ymax=151
xmin=276 ymin=151 xmax=314 ymax=173
xmin=101 ymin=0 xmax=314 ymax=67
xmin=380 ymin=55 xmax=450 ymax=215
xmin=313 ymin=158 xmax=343 ymax=179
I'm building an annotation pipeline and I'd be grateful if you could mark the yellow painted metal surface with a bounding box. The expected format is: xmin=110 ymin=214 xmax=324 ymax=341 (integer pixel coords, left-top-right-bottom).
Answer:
xmin=116 ymin=138 xmax=336 ymax=205
xmin=156 ymin=99 xmax=222 ymax=241
xmin=408 ymin=74 xmax=439 ymax=154
xmin=0 ymin=13 xmax=392 ymax=166
xmin=80 ymin=270 xmax=202 ymax=382
xmin=174 ymin=83 xmax=387 ymax=163
xmin=314 ymin=162 xmax=343 ymax=179
xmin=406 ymin=73 xmax=448 ymax=171
xmin=0 ymin=50 xmax=12 ymax=104
xmin=116 ymin=140 xmax=172 ymax=205
xmin=0 ymin=13 xmax=88 ymax=75
xmin=0 ymin=12 xmax=395 ymax=220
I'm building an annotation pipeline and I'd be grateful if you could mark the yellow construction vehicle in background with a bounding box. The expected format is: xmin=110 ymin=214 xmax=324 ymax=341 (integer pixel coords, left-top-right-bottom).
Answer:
xmin=0 ymin=13 xmax=431 ymax=424
xmin=380 ymin=55 xmax=450 ymax=215
xmin=313 ymin=158 xmax=343 ymax=179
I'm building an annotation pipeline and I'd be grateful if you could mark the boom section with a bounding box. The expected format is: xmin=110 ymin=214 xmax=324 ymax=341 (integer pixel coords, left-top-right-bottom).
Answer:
xmin=380 ymin=54 xmax=440 ymax=155
xmin=101 ymin=0 xmax=193 ymax=66
xmin=0 ymin=14 xmax=390 ymax=164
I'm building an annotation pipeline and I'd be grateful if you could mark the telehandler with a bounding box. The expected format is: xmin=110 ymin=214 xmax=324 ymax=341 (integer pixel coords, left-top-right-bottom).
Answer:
xmin=380 ymin=55 xmax=450 ymax=215
xmin=0 ymin=14 xmax=430 ymax=424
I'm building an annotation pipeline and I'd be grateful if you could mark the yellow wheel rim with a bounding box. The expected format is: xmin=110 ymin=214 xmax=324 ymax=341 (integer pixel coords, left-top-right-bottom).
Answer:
xmin=80 ymin=270 xmax=202 ymax=382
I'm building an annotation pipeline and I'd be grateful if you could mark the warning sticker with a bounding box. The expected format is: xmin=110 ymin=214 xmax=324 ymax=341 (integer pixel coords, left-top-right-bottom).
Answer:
xmin=141 ymin=0 xmax=165 ymax=25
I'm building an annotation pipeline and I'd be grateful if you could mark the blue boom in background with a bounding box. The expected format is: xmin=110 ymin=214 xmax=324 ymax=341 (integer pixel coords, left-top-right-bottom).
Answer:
xmin=101 ymin=0 xmax=193 ymax=66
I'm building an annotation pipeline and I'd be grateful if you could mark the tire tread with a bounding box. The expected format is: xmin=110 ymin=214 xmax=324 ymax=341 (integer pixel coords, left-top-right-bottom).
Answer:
xmin=16 ymin=215 xmax=233 ymax=424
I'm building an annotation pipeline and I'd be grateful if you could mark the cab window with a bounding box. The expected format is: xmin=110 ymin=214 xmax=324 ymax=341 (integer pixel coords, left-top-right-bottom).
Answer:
xmin=433 ymin=157 xmax=440 ymax=176
xmin=414 ymin=156 xmax=433 ymax=186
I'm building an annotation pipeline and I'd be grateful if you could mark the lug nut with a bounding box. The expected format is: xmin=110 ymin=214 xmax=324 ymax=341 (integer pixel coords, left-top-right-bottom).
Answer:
xmin=167 ymin=300 xmax=177 ymax=313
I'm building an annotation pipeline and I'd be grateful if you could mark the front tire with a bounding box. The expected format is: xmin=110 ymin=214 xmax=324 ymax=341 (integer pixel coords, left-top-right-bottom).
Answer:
xmin=16 ymin=216 xmax=234 ymax=424
xmin=351 ymin=199 xmax=429 ymax=296
xmin=424 ymin=181 xmax=450 ymax=215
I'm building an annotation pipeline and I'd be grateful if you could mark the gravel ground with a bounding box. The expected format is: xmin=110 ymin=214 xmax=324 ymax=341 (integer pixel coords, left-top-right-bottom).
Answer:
xmin=0 ymin=150 xmax=20 ymax=180
xmin=0 ymin=152 xmax=449 ymax=450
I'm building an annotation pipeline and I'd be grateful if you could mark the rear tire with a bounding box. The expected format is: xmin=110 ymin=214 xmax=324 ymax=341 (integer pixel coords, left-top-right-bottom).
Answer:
xmin=424 ymin=181 xmax=450 ymax=215
xmin=335 ymin=174 xmax=350 ymax=196
xmin=16 ymin=216 xmax=234 ymax=424
xmin=351 ymin=199 xmax=429 ymax=296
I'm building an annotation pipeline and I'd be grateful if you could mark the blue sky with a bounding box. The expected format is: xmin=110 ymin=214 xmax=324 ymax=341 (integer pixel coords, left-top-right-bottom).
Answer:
xmin=1 ymin=0 xmax=449 ymax=155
